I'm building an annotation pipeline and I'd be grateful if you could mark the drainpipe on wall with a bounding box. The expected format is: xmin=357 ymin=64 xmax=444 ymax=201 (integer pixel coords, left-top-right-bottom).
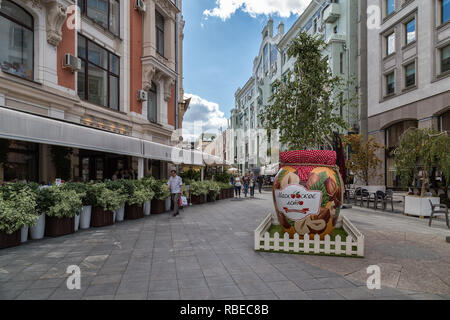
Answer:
xmin=175 ymin=1 xmax=179 ymax=130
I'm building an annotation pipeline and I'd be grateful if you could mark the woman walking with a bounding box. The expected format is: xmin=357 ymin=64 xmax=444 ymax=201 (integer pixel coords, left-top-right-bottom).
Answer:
xmin=243 ymin=173 xmax=249 ymax=198
xmin=234 ymin=173 xmax=242 ymax=198
xmin=249 ymin=172 xmax=256 ymax=197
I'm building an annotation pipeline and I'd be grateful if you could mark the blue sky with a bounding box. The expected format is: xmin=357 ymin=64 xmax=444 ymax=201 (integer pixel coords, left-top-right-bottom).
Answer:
xmin=181 ymin=0 xmax=311 ymax=138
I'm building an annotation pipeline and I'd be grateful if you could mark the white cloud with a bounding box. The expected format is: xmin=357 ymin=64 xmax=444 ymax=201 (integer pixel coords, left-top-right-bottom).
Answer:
xmin=182 ymin=93 xmax=228 ymax=142
xmin=203 ymin=0 xmax=311 ymax=21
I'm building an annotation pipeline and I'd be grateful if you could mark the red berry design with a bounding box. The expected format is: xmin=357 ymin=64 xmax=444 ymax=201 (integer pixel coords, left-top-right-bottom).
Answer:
xmin=296 ymin=194 xmax=301 ymax=199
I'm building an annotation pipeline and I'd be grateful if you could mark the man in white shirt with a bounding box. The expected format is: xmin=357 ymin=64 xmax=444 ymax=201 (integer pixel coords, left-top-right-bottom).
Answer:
xmin=167 ymin=170 xmax=183 ymax=217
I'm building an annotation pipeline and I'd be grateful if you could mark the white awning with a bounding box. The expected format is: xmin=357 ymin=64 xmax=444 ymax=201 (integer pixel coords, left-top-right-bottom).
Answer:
xmin=0 ymin=107 xmax=143 ymax=157
xmin=0 ymin=107 xmax=210 ymax=166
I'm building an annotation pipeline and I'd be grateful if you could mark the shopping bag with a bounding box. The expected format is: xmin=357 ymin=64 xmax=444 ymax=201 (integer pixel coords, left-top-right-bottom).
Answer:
xmin=181 ymin=196 xmax=188 ymax=206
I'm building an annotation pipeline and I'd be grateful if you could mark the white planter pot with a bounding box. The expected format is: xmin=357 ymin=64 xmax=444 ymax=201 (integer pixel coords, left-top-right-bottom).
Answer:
xmin=115 ymin=206 xmax=125 ymax=222
xmin=404 ymin=196 xmax=440 ymax=217
xmin=21 ymin=227 xmax=29 ymax=243
xmin=80 ymin=206 xmax=92 ymax=229
xmin=74 ymin=214 xmax=80 ymax=232
xmin=144 ymin=200 xmax=151 ymax=216
xmin=113 ymin=211 xmax=116 ymax=223
xmin=30 ymin=213 xmax=45 ymax=240
xmin=165 ymin=197 xmax=171 ymax=212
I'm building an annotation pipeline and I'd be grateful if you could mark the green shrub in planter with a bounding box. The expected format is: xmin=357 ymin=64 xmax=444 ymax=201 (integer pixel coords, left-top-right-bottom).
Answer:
xmin=94 ymin=183 xmax=124 ymax=212
xmin=104 ymin=180 xmax=128 ymax=208
xmin=204 ymin=180 xmax=221 ymax=199
xmin=0 ymin=186 xmax=39 ymax=235
xmin=152 ymin=179 xmax=171 ymax=200
xmin=189 ymin=181 xmax=209 ymax=196
xmin=38 ymin=186 xmax=83 ymax=219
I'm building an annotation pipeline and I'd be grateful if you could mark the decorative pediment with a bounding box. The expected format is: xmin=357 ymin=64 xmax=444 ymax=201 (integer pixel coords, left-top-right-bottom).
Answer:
xmin=44 ymin=0 xmax=67 ymax=46
xmin=155 ymin=0 xmax=179 ymax=21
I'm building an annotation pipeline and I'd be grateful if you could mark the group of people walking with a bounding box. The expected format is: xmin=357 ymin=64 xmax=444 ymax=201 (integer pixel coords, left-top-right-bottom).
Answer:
xmin=232 ymin=172 xmax=264 ymax=198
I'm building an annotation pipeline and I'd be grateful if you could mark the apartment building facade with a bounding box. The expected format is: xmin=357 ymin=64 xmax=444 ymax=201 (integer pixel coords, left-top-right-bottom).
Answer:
xmin=365 ymin=0 xmax=450 ymax=188
xmin=0 ymin=0 xmax=197 ymax=184
xmin=229 ymin=0 xmax=360 ymax=174
xmin=229 ymin=19 xmax=284 ymax=174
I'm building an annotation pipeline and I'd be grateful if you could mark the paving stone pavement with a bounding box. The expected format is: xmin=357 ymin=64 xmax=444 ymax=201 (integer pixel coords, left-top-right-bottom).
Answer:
xmin=0 ymin=192 xmax=449 ymax=300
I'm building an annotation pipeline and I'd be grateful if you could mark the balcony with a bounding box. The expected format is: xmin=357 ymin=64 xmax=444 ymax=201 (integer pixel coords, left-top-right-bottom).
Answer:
xmin=325 ymin=33 xmax=346 ymax=45
xmin=323 ymin=3 xmax=340 ymax=24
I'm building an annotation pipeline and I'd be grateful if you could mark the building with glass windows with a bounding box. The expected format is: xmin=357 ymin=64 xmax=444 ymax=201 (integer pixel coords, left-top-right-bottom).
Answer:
xmin=0 ymin=0 xmax=198 ymax=184
xmin=229 ymin=18 xmax=284 ymax=174
xmin=229 ymin=0 xmax=360 ymax=174
xmin=364 ymin=0 xmax=450 ymax=188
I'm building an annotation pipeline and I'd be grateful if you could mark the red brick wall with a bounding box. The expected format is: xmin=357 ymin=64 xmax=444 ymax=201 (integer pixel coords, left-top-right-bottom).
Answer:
xmin=130 ymin=3 xmax=143 ymax=114
xmin=57 ymin=17 xmax=75 ymax=90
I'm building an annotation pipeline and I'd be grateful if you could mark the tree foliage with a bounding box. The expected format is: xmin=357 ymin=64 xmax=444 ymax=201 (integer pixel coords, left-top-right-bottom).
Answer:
xmin=394 ymin=128 xmax=449 ymax=196
xmin=259 ymin=32 xmax=355 ymax=150
xmin=343 ymin=134 xmax=383 ymax=186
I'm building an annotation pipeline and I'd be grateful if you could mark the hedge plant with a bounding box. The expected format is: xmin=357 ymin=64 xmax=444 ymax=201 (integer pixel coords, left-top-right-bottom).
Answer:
xmin=0 ymin=185 xmax=39 ymax=234
xmin=38 ymin=186 xmax=83 ymax=219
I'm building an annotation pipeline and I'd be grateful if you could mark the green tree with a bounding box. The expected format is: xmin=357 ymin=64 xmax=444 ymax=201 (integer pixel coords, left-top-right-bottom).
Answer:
xmin=343 ymin=134 xmax=384 ymax=186
xmin=394 ymin=128 xmax=449 ymax=197
xmin=259 ymin=32 xmax=356 ymax=150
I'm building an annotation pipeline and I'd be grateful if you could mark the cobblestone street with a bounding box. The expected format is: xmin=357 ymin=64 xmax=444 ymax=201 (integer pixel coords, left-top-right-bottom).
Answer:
xmin=1 ymin=192 xmax=449 ymax=300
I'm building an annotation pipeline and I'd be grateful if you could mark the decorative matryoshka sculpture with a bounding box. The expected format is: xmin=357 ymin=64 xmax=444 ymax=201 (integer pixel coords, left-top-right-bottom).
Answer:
xmin=272 ymin=150 xmax=344 ymax=240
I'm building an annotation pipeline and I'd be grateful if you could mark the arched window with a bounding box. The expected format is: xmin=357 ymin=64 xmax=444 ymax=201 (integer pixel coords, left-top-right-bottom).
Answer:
xmin=0 ymin=0 xmax=33 ymax=80
xmin=147 ymin=82 xmax=157 ymax=123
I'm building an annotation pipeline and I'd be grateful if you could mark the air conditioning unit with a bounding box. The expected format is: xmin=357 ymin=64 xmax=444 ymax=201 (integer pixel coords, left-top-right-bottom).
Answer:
xmin=134 ymin=0 xmax=146 ymax=12
xmin=137 ymin=90 xmax=148 ymax=101
xmin=64 ymin=53 xmax=81 ymax=72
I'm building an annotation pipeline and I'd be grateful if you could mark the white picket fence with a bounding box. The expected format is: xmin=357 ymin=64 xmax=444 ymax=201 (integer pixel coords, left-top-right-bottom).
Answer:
xmin=254 ymin=213 xmax=365 ymax=257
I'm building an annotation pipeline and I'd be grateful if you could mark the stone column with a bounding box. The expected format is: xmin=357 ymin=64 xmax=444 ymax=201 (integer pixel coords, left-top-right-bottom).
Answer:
xmin=138 ymin=157 xmax=144 ymax=179
xmin=143 ymin=0 xmax=156 ymax=57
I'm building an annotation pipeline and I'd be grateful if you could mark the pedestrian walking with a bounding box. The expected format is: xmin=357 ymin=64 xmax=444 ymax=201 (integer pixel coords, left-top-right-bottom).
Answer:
xmin=257 ymin=173 xmax=264 ymax=194
xmin=234 ymin=173 xmax=242 ymax=198
xmin=167 ymin=170 xmax=183 ymax=217
xmin=249 ymin=172 xmax=255 ymax=197
xmin=243 ymin=173 xmax=249 ymax=198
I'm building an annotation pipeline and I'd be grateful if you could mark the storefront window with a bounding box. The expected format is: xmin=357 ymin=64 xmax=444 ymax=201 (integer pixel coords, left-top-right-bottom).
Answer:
xmin=0 ymin=0 xmax=33 ymax=81
xmin=385 ymin=120 xmax=418 ymax=188
xmin=2 ymin=140 xmax=38 ymax=183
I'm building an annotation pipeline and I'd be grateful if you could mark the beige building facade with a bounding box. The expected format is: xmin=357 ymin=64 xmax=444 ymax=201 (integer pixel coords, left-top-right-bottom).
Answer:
xmin=365 ymin=0 xmax=450 ymax=188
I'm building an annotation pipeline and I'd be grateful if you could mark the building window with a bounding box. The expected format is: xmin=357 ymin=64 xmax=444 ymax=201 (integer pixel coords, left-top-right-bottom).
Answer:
xmin=78 ymin=0 xmax=120 ymax=36
xmin=340 ymin=52 xmax=344 ymax=74
xmin=405 ymin=62 xmax=416 ymax=88
xmin=77 ymin=34 xmax=120 ymax=110
xmin=386 ymin=0 xmax=395 ymax=16
xmin=386 ymin=72 xmax=395 ymax=95
xmin=156 ymin=10 xmax=165 ymax=57
xmin=441 ymin=45 xmax=450 ymax=74
xmin=405 ymin=18 xmax=416 ymax=45
xmin=442 ymin=0 xmax=450 ymax=24
xmin=147 ymin=82 xmax=157 ymax=123
xmin=0 ymin=0 xmax=33 ymax=81
xmin=386 ymin=32 xmax=395 ymax=55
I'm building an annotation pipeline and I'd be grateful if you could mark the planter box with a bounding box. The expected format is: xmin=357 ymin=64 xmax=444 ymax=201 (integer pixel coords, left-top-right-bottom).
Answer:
xmin=151 ymin=199 xmax=166 ymax=214
xmin=91 ymin=207 xmax=114 ymax=228
xmin=45 ymin=216 xmax=75 ymax=237
xmin=254 ymin=213 xmax=365 ymax=257
xmin=0 ymin=230 xmax=21 ymax=249
xmin=30 ymin=213 xmax=45 ymax=240
xmin=80 ymin=206 xmax=92 ymax=229
xmin=125 ymin=204 xmax=144 ymax=220
xmin=191 ymin=194 xmax=205 ymax=205
xmin=404 ymin=196 xmax=440 ymax=217
xmin=207 ymin=192 xmax=216 ymax=202
xmin=115 ymin=206 xmax=125 ymax=222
